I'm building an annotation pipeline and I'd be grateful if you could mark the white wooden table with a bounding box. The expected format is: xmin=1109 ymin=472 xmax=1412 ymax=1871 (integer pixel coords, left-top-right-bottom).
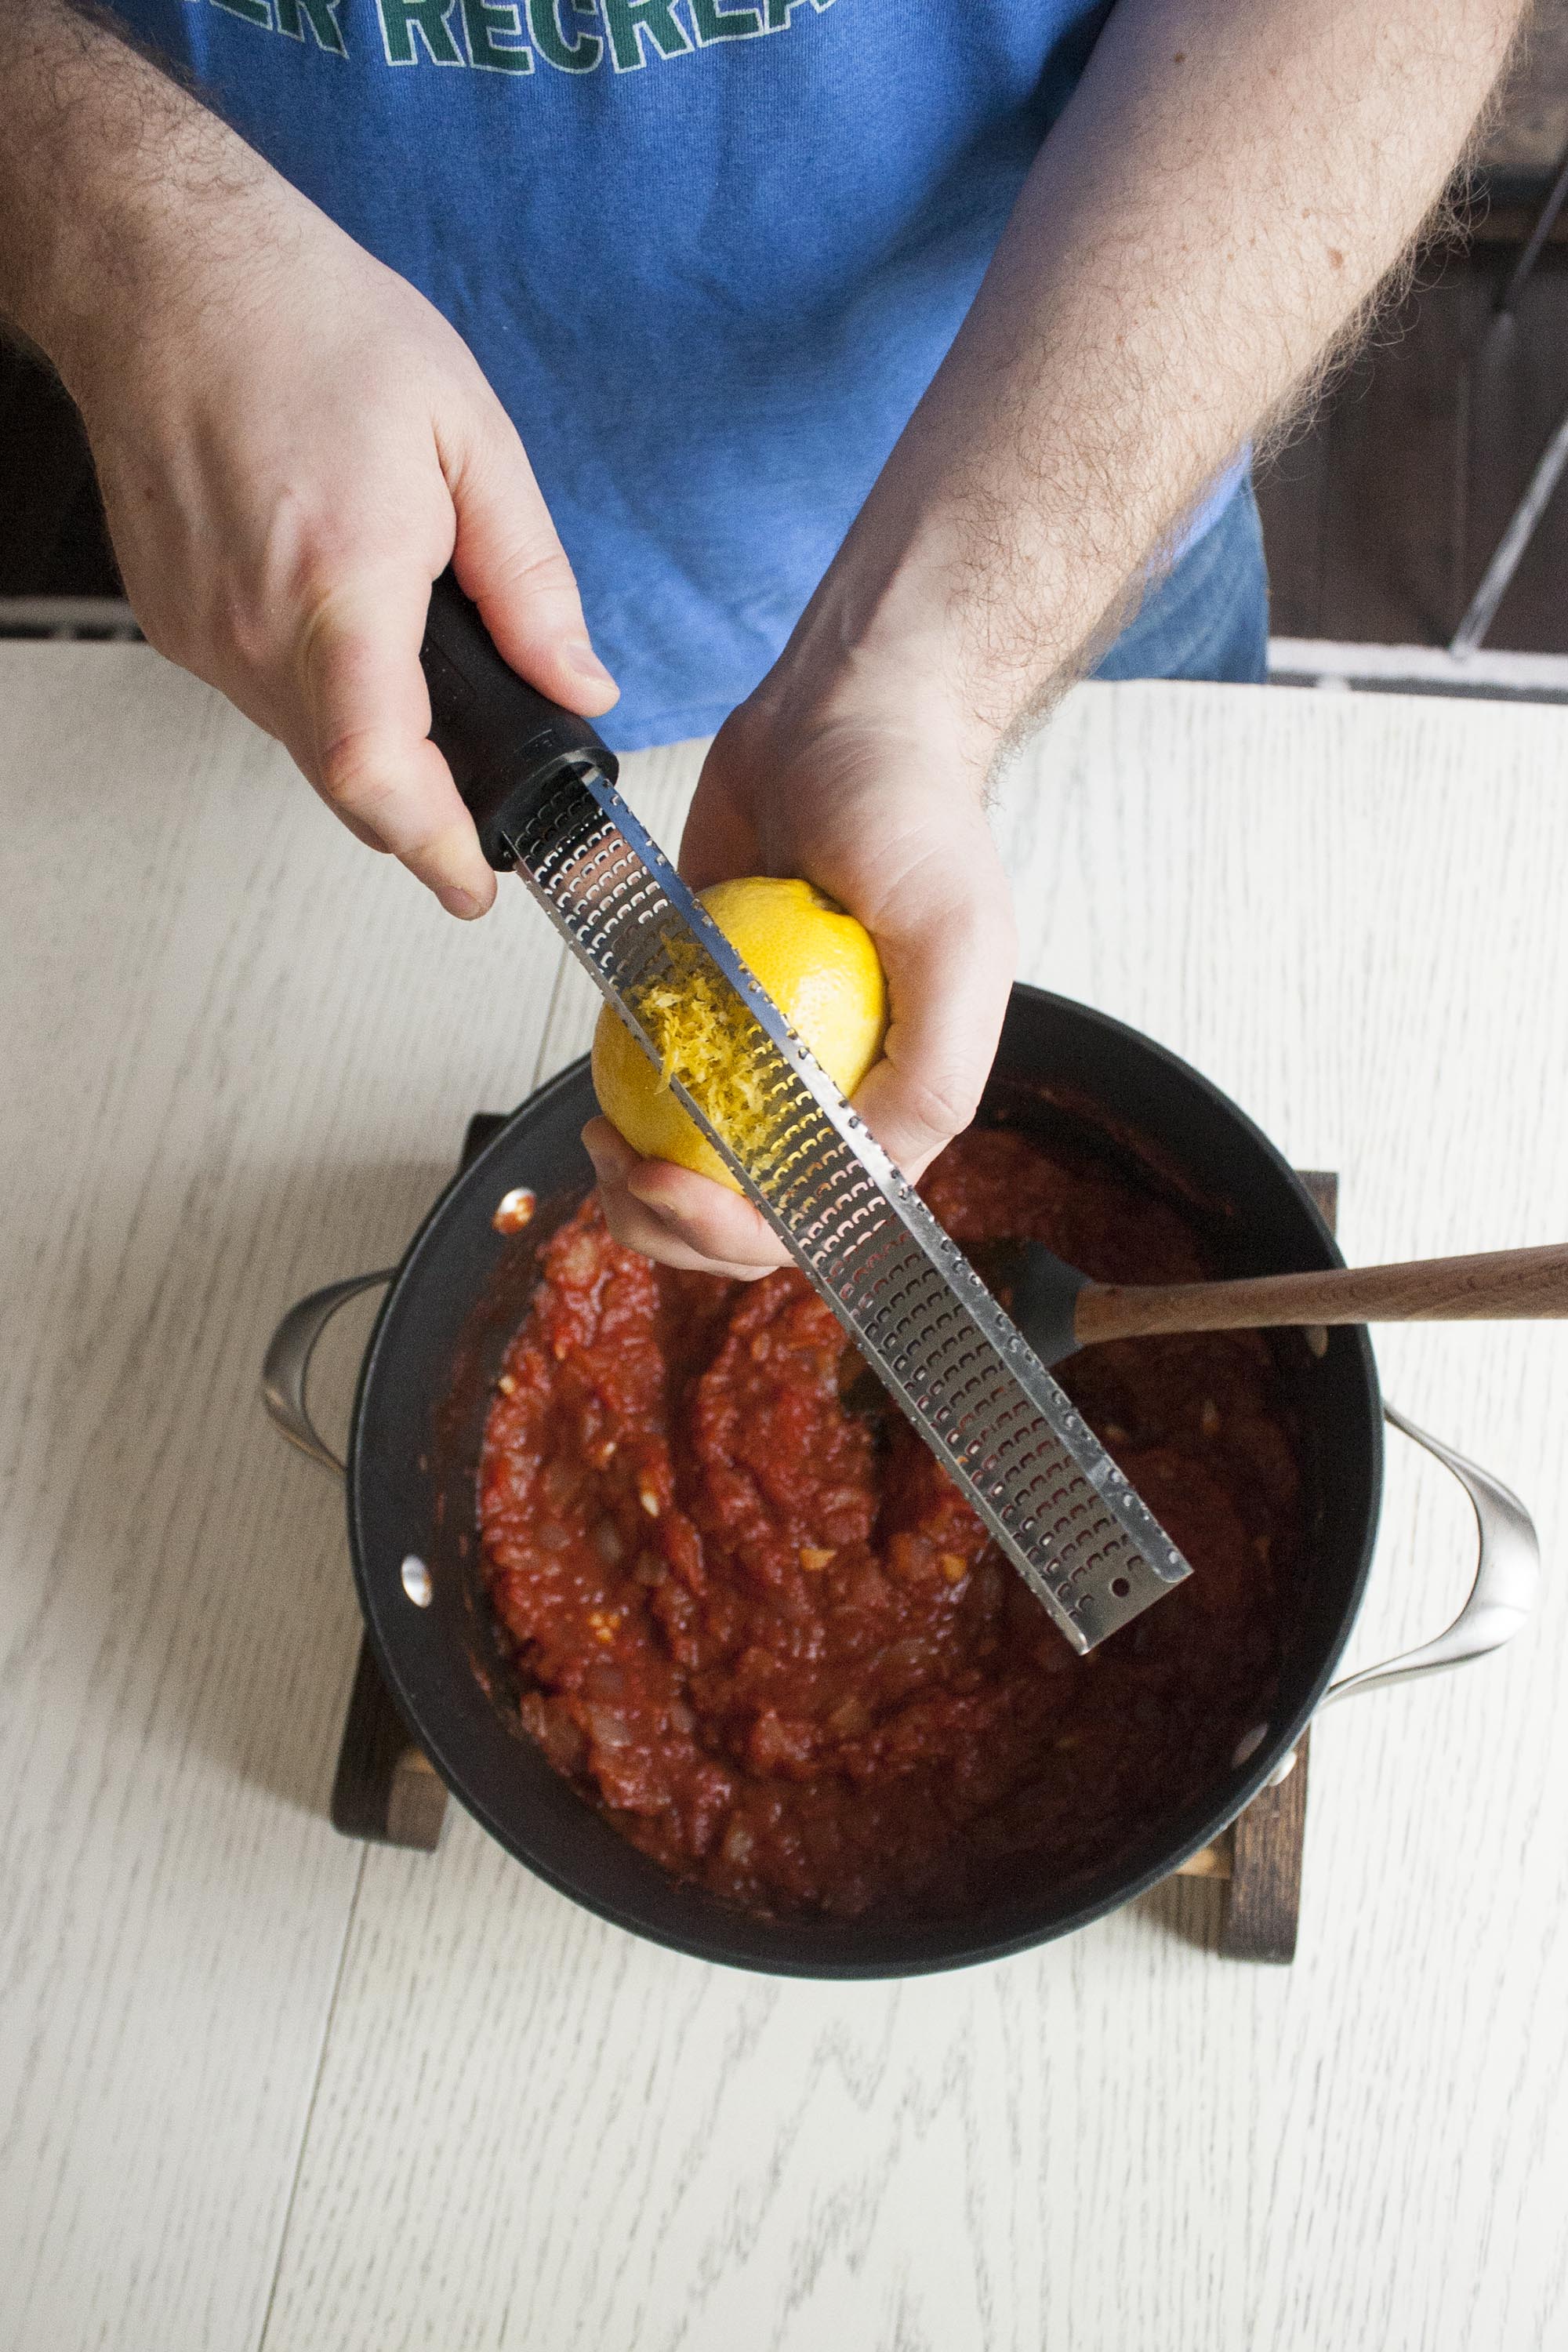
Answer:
xmin=2 ymin=646 xmax=1566 ymax=2352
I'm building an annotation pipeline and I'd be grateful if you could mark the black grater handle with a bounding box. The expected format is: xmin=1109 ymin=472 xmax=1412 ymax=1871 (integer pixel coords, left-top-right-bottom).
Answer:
xmin=419 ymin=568 xmax=619 ymax=870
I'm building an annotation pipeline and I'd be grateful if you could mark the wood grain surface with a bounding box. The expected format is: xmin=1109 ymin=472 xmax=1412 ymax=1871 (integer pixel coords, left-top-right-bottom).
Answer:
xmin=1220 ymin=1732 xmax=1311 ymax=1965
xmin=2 ymin=648 xmax=1566 ymax=2352
xmin=1073 ymin=1239 xmax=1568 ymax=1344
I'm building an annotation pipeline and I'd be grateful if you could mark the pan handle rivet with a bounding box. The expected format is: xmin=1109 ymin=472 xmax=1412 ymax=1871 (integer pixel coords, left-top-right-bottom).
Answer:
xmin=401 ymin=1554 xmax=434 ymax=1607
xmin=1231 ymin=1722 xmax=1269 ymax=1767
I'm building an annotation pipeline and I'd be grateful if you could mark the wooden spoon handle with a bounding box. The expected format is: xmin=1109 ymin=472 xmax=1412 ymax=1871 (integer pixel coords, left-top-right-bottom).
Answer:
xmin=1074 ymin=1242 xmax=1568 ymax=1347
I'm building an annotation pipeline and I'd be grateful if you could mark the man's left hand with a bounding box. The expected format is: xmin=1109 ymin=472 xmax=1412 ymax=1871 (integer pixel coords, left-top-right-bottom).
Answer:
xmin=584 ymin=674 xmax=1014 ymax=1277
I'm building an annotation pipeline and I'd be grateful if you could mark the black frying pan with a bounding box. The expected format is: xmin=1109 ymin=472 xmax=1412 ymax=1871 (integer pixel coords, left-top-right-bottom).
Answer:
xmin=307 ymin=985 xmax=1384 ymax=1975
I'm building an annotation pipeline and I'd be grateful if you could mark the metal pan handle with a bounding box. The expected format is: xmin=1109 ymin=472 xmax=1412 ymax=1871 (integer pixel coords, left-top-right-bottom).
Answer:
xmin=1269 ymin=1399 xmax=1539 ymax=1782
xmin=260 ymin=1272 xmax=395 ymax=1479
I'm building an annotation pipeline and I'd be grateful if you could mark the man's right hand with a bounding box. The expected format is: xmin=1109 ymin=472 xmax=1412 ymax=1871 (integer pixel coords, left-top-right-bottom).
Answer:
xmin=1 ymin=3 xmax=615 ymax=919
xmin=76 ymin=201 xmax=618 ymax=918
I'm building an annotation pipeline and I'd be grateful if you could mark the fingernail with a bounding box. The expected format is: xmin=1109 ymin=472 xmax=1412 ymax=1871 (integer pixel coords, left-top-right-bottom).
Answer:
xmin=565 ymin=640 xmax=617 ymax=693
xmin=437 ymin=882 xmax=485 ymax=919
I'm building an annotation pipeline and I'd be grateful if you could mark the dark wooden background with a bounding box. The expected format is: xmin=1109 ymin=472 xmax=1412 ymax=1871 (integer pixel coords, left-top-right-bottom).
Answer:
xmin=1260 ymin=241 xmax=1568 ymax=652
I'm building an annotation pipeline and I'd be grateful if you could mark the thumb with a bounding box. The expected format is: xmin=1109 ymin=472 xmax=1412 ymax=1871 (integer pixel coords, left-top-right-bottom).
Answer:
xmin=441 ymin=401 xmax=619 ymax=720
xmin=850 ymin=806 xmax=1016 ymax=1182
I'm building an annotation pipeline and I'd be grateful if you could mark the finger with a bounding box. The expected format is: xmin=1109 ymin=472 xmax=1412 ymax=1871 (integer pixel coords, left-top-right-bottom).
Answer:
xmin=299 ymin=564 xmax=497 ymax=916
xmin=625 ymin=1160 xmax=789 ymax=1272
xmin=850 ymin=814 xmax=1015 ymax=1181
xmin=443 ymin=405 xmax=619 ymax=720
xmin=603 ymin=1185 xmax=774 ymax=1281
xmin=583 ymin=1120 xmax=782 ymax=1278
xmin=272 ymin=717 xmax=392 ymax=852
xmin=677 ymin=732 xmax=762 ymax=891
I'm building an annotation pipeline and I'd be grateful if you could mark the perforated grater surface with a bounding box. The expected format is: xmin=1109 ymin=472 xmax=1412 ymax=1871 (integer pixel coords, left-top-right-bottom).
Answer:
xmin=420 ymin=572 xmax=1191 ymax=1651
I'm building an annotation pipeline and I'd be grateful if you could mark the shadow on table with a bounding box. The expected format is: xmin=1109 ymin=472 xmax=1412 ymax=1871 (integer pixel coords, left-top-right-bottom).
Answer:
xmin=1134 ymin=1872 xmax=1226 ymax=1957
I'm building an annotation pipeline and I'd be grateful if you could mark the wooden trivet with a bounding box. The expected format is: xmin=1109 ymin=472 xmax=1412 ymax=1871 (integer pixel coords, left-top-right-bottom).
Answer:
xmin=331 ymin=1127 xmax=1332 ymax=1968
xmin=1171 ymin=1167 xmax=1334 ymax=1966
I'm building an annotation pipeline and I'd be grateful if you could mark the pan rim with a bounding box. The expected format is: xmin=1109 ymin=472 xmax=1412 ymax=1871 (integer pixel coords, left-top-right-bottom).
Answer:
xmin=344 ymin=984 xmax=1384 ymax=1977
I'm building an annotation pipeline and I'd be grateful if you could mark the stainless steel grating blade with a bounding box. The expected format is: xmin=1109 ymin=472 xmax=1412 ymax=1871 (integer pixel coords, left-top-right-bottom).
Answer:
xmin=500 ymin=760 xmax=1191 ymax=1653
xmin=417 ymin=567 xmax=1191 ymax=1653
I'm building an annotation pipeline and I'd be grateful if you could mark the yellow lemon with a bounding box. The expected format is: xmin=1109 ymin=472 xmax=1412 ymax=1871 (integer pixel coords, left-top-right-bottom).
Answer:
xmin=591 ymin=876 xmax=888 ymax=1192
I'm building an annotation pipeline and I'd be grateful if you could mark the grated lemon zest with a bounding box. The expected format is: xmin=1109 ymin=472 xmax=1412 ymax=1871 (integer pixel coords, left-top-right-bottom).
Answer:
xmin=630 ymin=935 xmax=781 ymax=1170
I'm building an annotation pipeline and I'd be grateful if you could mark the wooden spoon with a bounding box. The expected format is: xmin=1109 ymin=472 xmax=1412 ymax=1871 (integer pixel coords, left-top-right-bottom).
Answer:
xmin=837 ymin=1239 xmax=1568 ymax=1417
xmin=1011 ymin=1239 xmax=1568 ymax=1366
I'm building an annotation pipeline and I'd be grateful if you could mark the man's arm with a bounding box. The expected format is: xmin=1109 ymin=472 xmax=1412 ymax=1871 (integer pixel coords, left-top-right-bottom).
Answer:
xmin=592 ymin=0 xmax=1522 ymax=1276
xmin=804 ymin=0 xmax=1519 ymax=737
xmin=0 ymin=0 xmax=617 ymax=916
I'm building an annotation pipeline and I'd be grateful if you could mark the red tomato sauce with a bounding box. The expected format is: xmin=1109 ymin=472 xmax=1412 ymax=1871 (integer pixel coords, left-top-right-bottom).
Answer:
xmin=478 ymin=1127 xmax=1302 ymax=1921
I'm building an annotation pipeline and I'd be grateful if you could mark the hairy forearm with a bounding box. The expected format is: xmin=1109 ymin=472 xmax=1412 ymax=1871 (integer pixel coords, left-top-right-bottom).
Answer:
xmin=0 ymin=0 xmax=619 ymax=932
xmin=0 ymin=0 xmax=271 ymax=391
xmin=790 ymin=0 xmax=1522 ymax=747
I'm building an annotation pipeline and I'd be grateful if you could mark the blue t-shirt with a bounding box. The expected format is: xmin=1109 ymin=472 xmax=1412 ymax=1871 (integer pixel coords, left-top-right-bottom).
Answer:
xmin=103 ymin=0 xmax=1236 ymax=746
